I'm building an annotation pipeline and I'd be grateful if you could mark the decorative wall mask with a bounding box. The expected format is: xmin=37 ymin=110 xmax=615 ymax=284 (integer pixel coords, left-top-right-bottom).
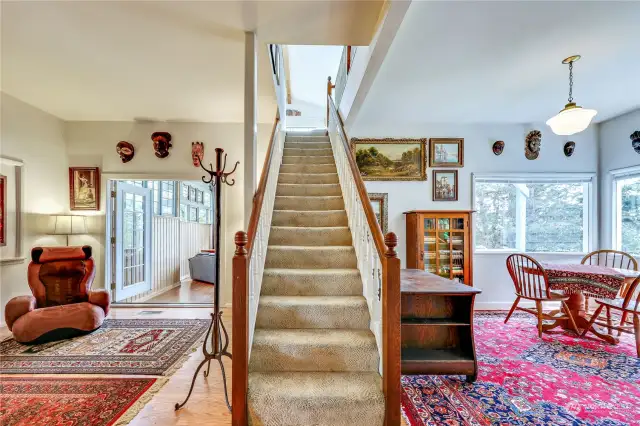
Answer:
xmin=631 ymin=131 xmax=640 ymax=154
xmin=286 ymin=109 xmax=302 ymax=116
xmin=563 ymin=141 xmax=575 ymax=157
xmin=492 ymin=140 xmax=505 ymax=156
xmin=525 ymin=130 xmax=542 ymax=160
xmin=192 ymin=142 xmax=204 ymax=167
xmin=151 ymin=132 xmax=172 ymax=159
xmin=116 ymin=141 xmax=135 ymax=163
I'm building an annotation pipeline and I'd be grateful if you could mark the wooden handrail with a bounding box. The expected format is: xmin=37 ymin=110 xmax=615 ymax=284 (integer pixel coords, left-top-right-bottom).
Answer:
xmin=246 ymin=114 xmax=279 ymax=258
xmin=327 ymin=94 xmax=386 ymax=258
xmin=328 ymin=92 xmax=400 ymax=426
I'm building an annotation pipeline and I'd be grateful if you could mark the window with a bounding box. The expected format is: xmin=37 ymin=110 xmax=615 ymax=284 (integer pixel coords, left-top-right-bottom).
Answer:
xmin=182 ymin=183 xmax=189 ymax=200
xmin=198 ymin=208 xmax=208 ymax=224
xmin=180 ymin=183 xmax=213 ymax=224
xmin=189 ymin=206 xmax=197 ymax=222
xmin=473 ymin=174 xmax=594 ymax=253
xmin=614 ymin=168 xmax=640 ymax=256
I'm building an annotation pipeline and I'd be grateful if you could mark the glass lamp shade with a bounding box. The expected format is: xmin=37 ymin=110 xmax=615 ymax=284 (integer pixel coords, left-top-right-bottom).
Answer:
xmin=546 ymin=103 xmax=597 ymax=136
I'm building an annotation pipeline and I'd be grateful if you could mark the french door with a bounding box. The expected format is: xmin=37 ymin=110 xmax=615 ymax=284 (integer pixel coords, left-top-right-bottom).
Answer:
xmin=114 ymin=182 xmax=152 ymax=301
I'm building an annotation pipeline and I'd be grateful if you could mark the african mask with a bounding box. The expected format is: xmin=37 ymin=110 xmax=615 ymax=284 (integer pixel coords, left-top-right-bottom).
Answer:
xmin=631 ymin=131 xmax=640 ymax=154
xmin=192 ymin=142 xmax=204 ymax=167
xmin=563 ymin=141 xmax=575 ymax=157
xmin=151 ymin=132 xmax=172 ymax=159
xmin=525 ymin=130 xmax=542 ymax=160
xmin=116 ymin=141 xmax=135 ymax=163
xmin=492 ymin=140 xmax=504 ymax=156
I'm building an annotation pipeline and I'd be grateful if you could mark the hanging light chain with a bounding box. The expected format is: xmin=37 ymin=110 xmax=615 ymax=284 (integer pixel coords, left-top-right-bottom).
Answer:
xmin=567 ymin=60 xmax=574 ymax=103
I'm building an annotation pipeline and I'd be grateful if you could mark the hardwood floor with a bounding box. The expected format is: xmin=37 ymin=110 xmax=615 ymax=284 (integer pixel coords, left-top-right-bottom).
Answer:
xmin=143 ymin=280 xmax=215 ymax=304
xmin=2 ymin=306 xmax=403 ymax=425
xmin=1 ymin=307 xmax=233 ymax=426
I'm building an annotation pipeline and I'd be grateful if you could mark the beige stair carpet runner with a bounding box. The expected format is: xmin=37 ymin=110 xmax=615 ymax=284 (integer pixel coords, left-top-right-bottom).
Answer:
xmin=248 ymin=132 xmax=384 ymax=426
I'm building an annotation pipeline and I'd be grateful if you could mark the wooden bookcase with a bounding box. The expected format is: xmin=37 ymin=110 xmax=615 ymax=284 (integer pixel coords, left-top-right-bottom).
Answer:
xmin=401 ymin=269 xmax=481 ymax=382
xmin=404 ymin=210 xmax=474 ymax=286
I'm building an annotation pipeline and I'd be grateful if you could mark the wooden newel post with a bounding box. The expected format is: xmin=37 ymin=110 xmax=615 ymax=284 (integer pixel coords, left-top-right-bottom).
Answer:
xmin=232 ymin=231 xmax=248 ymax=426
xmin=383 ymin=232 xmax=401 ymax=426
xmin=326 ymin=76 xmax=333 ymax=127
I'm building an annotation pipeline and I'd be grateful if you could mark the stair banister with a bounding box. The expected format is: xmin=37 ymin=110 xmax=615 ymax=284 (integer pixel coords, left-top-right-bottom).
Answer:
xmin=233 ymin=114 xmax=282 ymax=426
xmin=327 ymin=94 xmax=401 ymax=426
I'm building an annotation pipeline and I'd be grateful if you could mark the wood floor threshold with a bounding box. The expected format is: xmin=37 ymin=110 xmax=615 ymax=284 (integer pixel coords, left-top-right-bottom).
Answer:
xmin=111 ymin=303 xmax=214 ymax=308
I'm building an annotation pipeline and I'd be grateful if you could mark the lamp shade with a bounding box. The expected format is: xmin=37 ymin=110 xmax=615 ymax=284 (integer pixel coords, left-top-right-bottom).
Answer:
xmin=546 ymin=104 xmax=597 ymax=136
xmin=52 ymin=215 xmax=87 ymax=235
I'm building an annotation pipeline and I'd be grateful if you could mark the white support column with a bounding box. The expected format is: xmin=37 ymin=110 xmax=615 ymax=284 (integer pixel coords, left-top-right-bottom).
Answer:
xmin=244 ymin=31 xmax=257 ymax=229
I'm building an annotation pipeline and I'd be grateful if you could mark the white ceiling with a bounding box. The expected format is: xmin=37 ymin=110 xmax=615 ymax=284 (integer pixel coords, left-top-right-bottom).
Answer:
xmin=1 ymin=1 xmax=382 ymax=123
xmin=357 ymin=1 xmax=640 ymax=125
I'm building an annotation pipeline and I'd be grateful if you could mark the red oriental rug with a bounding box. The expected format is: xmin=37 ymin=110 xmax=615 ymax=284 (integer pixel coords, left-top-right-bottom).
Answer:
xmin=402 ymin=312 xmax=640 ymax=426
xmin=0 ymin=377 xmax=166 ymax=426
xmin=0 ymin=319 xmax=209 ymax=375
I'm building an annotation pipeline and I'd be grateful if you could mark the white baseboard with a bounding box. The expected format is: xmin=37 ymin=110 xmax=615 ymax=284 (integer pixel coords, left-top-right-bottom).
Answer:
xmin=475 ymin=301 xmax=561 ymax=311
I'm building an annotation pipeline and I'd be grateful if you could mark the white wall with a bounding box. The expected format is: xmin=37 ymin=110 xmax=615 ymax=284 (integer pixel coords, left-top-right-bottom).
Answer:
xmin=64 ymin=120 xmax=272 ymax=306
xmin=0 ymin=93 xmax=69 ymax=324
xmin=598 ymin=108 xmax=640 ymax=250
xmin=349 ymin=120 xmax=599 ymax=308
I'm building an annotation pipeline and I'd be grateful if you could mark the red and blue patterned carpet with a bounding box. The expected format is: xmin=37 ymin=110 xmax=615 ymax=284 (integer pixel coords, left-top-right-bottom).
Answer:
xmin=402 ymin=312 xmax=640 ymax=425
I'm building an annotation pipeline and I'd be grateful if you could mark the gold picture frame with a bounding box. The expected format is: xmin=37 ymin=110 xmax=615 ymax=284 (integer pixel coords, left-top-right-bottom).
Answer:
xmin=368 ymin=192 xmax=388 ymax=234
xmin=351 ymin=138 xmax=427 ymax=181
xmin=429 ymin=138 xmax=464 ymax=168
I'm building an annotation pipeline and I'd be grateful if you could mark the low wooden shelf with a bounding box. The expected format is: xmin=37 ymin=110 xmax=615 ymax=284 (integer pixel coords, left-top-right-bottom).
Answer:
xmin=401 ymin=269 xmax=481 ymax=382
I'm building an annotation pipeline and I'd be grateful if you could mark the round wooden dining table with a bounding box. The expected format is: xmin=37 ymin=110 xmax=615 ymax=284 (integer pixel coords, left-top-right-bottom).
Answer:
xmin=540 ymin=263 xmax=638 ymax=344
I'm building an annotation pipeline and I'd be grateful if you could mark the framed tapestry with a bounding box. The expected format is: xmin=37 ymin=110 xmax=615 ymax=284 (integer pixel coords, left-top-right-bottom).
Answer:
xmin=368 ymin=192 xmax=388 ymax=234
xmin=69 ymin=167 xmax=100 ymax=211
xmin=433 ymin=170 xmax=458 ymax=201
xmin=429 ymin=138 xmax=464 ymax=167
xmin=0 ymin=174 xmax=5 ymax=246
xmin=351 ymin=138 xmax=427 ymax=181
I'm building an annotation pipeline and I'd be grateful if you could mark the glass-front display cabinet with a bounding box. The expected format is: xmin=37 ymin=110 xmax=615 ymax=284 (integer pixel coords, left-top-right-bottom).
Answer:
xmin=404 ymin=210 xmax=474 ymax=286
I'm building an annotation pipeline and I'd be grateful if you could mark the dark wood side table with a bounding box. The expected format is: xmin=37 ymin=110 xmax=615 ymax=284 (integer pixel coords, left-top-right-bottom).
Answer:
xmin=401 ymin=269 xmax=482 ymax=382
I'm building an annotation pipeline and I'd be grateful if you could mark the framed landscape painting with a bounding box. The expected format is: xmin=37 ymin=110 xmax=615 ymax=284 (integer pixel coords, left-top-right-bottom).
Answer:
xmin=69 ymin=167 xmax=100 ymax=211
xmin=433 ymin=170 xmax=458 ymax=201
xmin=368 ymin=192 xmax=388 ymax=234
xmin=351 ymin=138 xmax=426 ymax=181
xmin=429 ymin=138 xmax=464 ymax=167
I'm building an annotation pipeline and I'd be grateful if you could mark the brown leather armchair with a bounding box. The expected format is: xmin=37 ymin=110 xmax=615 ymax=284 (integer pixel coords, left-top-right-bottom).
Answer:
xmin=4 ymin=246 xmax=110 ymax=343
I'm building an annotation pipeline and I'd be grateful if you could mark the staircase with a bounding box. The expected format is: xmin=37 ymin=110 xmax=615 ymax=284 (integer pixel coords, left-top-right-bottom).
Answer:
xmin=247 ymin=132 xmax=385 ymax=426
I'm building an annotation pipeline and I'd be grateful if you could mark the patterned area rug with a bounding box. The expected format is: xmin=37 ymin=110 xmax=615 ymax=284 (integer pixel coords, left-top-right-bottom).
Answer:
xmin=0 ymin=377 xmax=166 ymax=426
xmin=402 ymin=312 xmax=640 ymax=426
xmin=0 ymin=318 xmax=209 ymax=375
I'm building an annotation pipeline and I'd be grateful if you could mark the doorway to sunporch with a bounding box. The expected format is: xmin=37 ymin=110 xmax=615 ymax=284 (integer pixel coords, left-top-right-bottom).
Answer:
xmin=106 ymin=179 xmax=216 ymax=305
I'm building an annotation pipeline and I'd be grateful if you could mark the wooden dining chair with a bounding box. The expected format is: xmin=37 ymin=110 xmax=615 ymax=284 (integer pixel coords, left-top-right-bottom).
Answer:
xmin=581 ymin=250 xmax=638 ymax=312
xmin=582 ymin=274 xmax=640 ymax=357
xmin=505 ymin=254 xmax=579 ymax=338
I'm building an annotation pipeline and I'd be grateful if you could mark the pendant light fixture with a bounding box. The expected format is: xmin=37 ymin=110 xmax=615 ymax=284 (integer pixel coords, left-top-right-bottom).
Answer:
xmin=546 ymin=55 xmax=597 ymax=136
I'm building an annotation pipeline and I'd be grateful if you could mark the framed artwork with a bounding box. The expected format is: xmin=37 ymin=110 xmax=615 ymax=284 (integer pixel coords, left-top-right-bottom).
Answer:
xmin=69 ymin=167 xmax=100 ymax=211
xmin=270 ymin=44 xmax=281 ymax=86
xmin=433 ymin=170 xmax=458 ymax=201
xmin=368 ymin=192 xmax=388 ymax=234
xmin=429 ymin=138 xmax=464 ymax=167
xmin=0 ymin=174 xmax=5 ymax=246
xmin=351 ymin=138 xmax=427 ymax=181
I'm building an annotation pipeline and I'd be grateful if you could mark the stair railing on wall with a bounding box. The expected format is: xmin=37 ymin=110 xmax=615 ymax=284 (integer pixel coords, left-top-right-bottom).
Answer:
xmin=327 ymin=94 xmax=401 ymax=426
xmin=232 ymin=115 xmax=283 ymax=426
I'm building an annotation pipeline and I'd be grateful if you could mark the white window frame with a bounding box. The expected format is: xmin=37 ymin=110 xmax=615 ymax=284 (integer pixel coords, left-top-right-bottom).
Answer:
xmin=611 ymin=165 xmax=640 ymax=252
xmin=471 ymin=172 xmax=597 ymax=255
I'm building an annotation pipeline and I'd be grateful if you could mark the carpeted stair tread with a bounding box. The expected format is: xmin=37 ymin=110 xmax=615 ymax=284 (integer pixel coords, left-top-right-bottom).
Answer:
xmin=284 ymin=142 xmax=332 ymax=150
xmin=276 ymin=183 xmax=341 ymax=196
xmin=274 ymin=195 xmax=344 ymax=211
xmin=265 ymin=246 xmax=357 ymax=269
xmin=248 ymin=372 xmax=384 ymax=426
xmin=280 ymin=163 xmax=337 ymax=174
xmin=282 ymin=155 xmax=335 ymax=165
xmin=269 ymin=226 xmax=352 ymax=246
xmin=249 ymin=329 xmax=379 ymax=372
xmin=278 ymin=172 xmax=339 ymax=184
xmin=261 ymin=268 xmax=361 ymax=296
xmin=271 ymin=210 xmax=348 ymax=227
xmin=255 ymin=296 xmax=370 ymax=329
xmin=285 ymin=135 xmax=330 ymax=142
xmin=283 ymin=147 xmax=333 ymax=156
